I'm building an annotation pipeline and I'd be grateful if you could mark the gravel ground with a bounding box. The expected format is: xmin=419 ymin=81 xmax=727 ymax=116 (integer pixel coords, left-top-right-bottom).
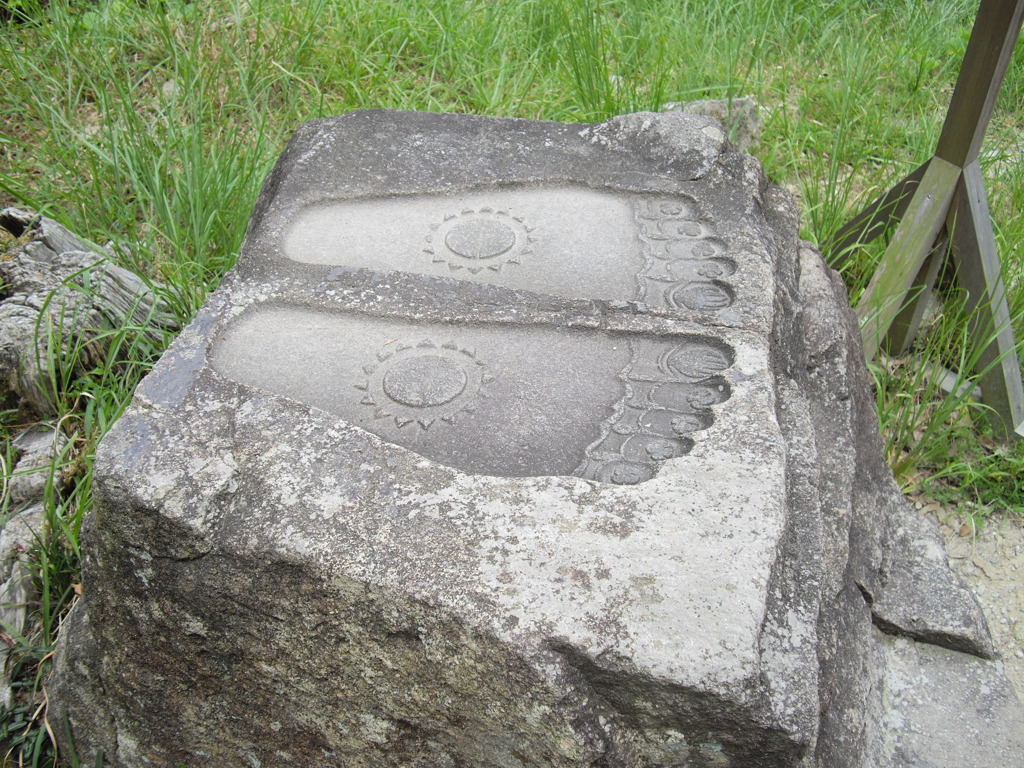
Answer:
xmin=934 ymin=512 xmax=1024 ymax=701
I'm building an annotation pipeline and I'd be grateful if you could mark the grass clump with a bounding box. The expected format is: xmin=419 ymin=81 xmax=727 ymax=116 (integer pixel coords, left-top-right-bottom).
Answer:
xmin=1 ymin=0 xmax=1022 ymax=763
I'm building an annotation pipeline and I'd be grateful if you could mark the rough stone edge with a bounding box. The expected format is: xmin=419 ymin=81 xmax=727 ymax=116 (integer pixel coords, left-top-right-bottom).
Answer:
xmin=793 ymin=243 xmax=1016 ymax=767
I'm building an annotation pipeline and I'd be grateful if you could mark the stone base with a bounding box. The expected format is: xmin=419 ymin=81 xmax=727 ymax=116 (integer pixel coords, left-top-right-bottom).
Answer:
xmin=51 ymin=111 xmax=1023 ymax=767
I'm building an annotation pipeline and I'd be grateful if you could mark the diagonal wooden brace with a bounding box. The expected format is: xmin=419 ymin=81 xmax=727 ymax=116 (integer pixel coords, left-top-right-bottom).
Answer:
xmin=949 ymin=163 xmax=1024 ymax=439
xmin=831 ymin=0 xmax=1024 ymax=440
xmin=855 ymin=157 xmax=960 ymax=359
xmin=827 ymin=161 xmax=928 ymax=266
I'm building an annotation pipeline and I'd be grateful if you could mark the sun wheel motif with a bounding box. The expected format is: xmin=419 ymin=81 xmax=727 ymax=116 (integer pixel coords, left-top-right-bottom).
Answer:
xmin=354 ymin=340 xmax=493 ymax=429
xmin=423 ymin=207 xmax=536 ymax=274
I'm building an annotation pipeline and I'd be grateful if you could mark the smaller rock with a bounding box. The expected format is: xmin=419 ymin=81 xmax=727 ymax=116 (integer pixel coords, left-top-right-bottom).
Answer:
xmin=7 ymin=426 xmax=68 ymax=507
xmin=0 ymin=424 xmax=68 ymax=708
xmin=866 ymin=633 xmax=1024 ymax=768
xmin=0 ymin=208 xmax=179 ymax=413
xmin=0 ymin=501 xmax=44 ymax=709
xmin=160 ymin=79 xmax=179 ymax=100
xmin=0 ymin=502 xmax=44 ymax=582
xmin=868 ymin=509 xmax=996 ymax=658
xmin=661 ymin=96 xmax=762 ymax=152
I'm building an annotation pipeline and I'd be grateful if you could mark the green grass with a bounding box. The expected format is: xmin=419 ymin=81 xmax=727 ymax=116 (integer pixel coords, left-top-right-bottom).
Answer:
xmin=1 ymin=0 xmax=1023 ymax=763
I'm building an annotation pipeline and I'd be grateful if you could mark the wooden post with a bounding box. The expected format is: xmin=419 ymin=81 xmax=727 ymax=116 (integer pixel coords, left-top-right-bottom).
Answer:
xmin=828 ymin=0 xmax=1024 ymax=440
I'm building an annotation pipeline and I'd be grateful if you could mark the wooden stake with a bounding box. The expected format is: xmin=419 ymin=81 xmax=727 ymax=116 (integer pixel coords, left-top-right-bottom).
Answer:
xmin=829 ymin=0 xmax=1024 ymax=439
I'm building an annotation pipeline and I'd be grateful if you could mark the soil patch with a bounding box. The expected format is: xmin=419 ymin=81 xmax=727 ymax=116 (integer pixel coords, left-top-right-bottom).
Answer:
xmin=936 ymin=512 xmax=1024 ymax=700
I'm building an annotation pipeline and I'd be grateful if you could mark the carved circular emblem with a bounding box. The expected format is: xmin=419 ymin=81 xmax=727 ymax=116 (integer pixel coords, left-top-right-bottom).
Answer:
xmin=670 ymin=413 xmax=707 ymax=436
xmin=657 ymin=201 xmax=698 ymax=218
xmin=694 ymin=258 xmax=737 ymax=280
xmin=382 ymin=355 xmax=468 ymax=407
xmin=424 ymin=207 xmax=536 ymax=275
xmin=673 ymin=221 xmax=704 ymax=238
xmin=635 ymin=409 xmax=712 ymax=437
xmin=444 ymin=219 xmax=517 ymax=260
xmin=355 ymin=340 xmax=492 ymax=429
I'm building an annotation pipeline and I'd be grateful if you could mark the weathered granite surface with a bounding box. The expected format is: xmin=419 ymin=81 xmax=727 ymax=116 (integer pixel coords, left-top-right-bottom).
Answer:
xmin=51 ymin=110 xmax=1024 ymax=767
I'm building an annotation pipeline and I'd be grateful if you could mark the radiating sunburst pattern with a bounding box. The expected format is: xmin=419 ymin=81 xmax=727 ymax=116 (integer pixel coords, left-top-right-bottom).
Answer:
xmin=423 ymin=207 xmax=536 ymax=274
xmin=354 ymin=340 xmax=493 ymax=430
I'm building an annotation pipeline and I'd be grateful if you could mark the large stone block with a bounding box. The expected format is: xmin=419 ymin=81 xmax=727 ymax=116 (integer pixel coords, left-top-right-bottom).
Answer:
xmin=52 ymin=110 xmax=1023 ymax=767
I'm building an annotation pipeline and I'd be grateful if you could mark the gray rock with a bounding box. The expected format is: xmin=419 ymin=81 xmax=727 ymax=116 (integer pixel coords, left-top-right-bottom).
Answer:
xmin=0 ymin=426 xmax=69 ymax=707
xmin=662 ymin=98 xmax=762 ymax=152
xmin=864 ymin=632 xmax=1024 ymax=768
xmin=0 ymin=208 xmax=178 ymax=413
xmin=50 ymin=110 xmax=1022 ymax=767
xmin=0 ymin=537 xmax=38 ymax=709
xmin=6 ymin=425 xmax=69 ymax=508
